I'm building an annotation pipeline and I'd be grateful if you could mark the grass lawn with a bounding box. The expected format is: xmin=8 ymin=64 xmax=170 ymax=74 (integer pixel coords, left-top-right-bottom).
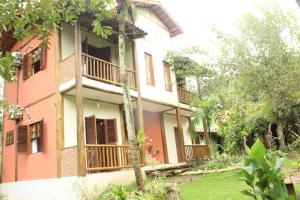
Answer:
xmin=179 ymin=171 xmax=251 ymax=200
xmin=178 ymin=170 xmax=300 ymax=200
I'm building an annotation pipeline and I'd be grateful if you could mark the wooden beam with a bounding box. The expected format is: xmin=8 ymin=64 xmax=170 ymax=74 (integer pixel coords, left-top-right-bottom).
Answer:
xmin=75 ymin=22 xmax=86 ymax=176
xmin=55 ymin=28 xmax=64 ymax=178
xmin=159 ymin=113 xmax=169 ymax=164
xmin=176 ymin=107 xmax=186 ymax=162
xmin=119 ymin=104 xmax=127 ymax=144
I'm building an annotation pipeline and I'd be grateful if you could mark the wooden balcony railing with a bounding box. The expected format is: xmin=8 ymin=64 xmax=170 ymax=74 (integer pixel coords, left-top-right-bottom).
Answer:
xmin=82 ymin=53 xmax=136 ymax=89
xmin=85 ymin=144 xmax=132 ymax=172
xmin=177 ymin=87 xmax=193 ymax=104
xmin=185 ymin=145 xmax=210 ymax=161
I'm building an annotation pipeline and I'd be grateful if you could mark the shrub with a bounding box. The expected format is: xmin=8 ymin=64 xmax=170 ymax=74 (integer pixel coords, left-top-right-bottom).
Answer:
xmin=240 ymin=139 xmax=291 ymax=200
xmin=99 ymin=174 xmax=171 ymax=200
xmin=188 ymin=153 xmax=241 ymax=171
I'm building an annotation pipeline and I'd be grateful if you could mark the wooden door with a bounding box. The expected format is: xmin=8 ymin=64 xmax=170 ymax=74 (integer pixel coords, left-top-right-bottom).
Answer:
xmin=174 ymin=127 xmax=183 ymax=162
xmin=85 ymin=115 xmax=97 ymax=144
xmin=105 ymin=119 xmax=117 ymax=144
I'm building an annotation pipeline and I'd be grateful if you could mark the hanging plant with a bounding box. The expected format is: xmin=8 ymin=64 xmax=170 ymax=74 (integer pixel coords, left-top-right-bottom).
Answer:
xmin=8 ymin=105 xmax=23 ymax=120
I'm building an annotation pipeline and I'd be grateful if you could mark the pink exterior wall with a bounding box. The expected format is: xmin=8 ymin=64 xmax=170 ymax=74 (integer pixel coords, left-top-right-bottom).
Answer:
xmin=143 ymin=112 xmax=165 ymax=164
xmin=2 ymin=35 xmax=57 ymax=182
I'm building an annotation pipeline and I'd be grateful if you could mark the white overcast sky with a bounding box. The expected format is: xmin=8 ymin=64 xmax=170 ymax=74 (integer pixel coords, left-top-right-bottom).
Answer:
xmin=160 ymin=0 xmax=300 ymax=50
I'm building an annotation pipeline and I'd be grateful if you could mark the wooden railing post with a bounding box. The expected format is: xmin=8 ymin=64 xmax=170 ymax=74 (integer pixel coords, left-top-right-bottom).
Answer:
xmin=81 ymin=53 xmax=136 ymax=89
xmin=85 ymin=144 xmax=132 ymax=172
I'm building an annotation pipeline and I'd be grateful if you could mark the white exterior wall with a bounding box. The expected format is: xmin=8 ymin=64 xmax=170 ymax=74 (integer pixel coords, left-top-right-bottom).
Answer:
xmin=60 ymin=23 xmax=133 ymax=69
xmin=163 ymin=114 xmax=192 ymax=164
xmin=134 ymin=8 xmax=179 ymax=106
xmin=0 ymin=170 xmax=138 ymax=200
xmin=63 ymin=95 xmax=122 ymax=147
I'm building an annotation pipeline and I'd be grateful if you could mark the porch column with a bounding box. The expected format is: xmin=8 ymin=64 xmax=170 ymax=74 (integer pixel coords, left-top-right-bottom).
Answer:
xmin=133 ymin=40 xmax=145 ymax=164
xmin=160 ymin=112 xmax=169 ymax=164
xmin=55 ymin=28 xmax=64 ymax=178
xmin=75 ymin=21 xmax=86 ymax=176
xmin=176 ymin=107 xmax=186 ymax=162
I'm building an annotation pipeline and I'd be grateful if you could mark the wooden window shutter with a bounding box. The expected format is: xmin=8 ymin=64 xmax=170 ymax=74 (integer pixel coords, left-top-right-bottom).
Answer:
xmin=22 ymin=54 xmax=29 ymax=80
xmin=40 ymin=48 xmax=46 ymax=70
xmin=85 ymin=116 xmax=97 ymax=144
xmin=163 ymin=61 xmax=172 ymax=91
xmin=105 ymin=119 xmax=117 ymax=144
xmin=29 ymin=120 xmax=43 ymax=139
xmin=17 ymin=125 xmax=28 ymax=153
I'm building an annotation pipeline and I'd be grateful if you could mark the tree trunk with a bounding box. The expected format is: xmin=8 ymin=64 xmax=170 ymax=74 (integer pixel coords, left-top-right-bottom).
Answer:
xmin=277 ymin=120 xmax=287 ymax=151
xmin=118 ymin=4 xmax=145 ymax=192
xmin=196 ymin=78 xmax=211 ymax=152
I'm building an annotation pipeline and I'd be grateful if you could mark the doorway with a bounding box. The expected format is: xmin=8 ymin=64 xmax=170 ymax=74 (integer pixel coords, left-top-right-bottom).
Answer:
xmin=85 ymin=115 xmax=117 ymax=144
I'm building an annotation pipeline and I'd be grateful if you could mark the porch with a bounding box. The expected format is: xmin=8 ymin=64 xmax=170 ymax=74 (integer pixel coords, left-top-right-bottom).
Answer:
xmin=185 ymin=144 xmax=210 ymax=161
xmin=85 ymin=144 xmax=210 ymax=173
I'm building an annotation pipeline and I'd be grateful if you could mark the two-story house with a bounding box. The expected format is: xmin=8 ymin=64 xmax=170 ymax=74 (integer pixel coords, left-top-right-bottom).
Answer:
xmin=0 ymin=1 xmax=210 ymax=199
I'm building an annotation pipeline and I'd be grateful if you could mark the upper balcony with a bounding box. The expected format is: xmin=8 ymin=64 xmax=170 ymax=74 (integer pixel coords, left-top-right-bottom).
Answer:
xmin=59 ymin=52 xmax=136 ymax=89
xmin=59 ymin=22 xmax=142 ymax=93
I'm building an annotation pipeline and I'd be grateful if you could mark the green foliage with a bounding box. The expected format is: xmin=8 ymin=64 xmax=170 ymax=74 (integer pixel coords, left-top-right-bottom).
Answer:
xmin=214 ymin=2 xmax=300 ymax=150
xmin=190 ymin=95 xmax=222 ymax=134
xmin=136 ymin=129 xmax=146 ymax=148
xmin=240 ymin=139 xmax=291 ymax=200
xmin=99 ymin=175 xmax=169 ymax=200
xmin=0 ymin=53 xmax=15 ymax=82
xmin=0 ymin=0 xmax=114 ymax=82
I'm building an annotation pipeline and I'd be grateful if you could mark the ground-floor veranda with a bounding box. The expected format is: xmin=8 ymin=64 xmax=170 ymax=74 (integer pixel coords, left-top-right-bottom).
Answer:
xmin=60 ymin=86 xmax=210 ymax=176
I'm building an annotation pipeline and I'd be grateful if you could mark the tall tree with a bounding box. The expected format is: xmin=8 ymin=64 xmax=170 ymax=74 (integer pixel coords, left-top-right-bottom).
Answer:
xmin=214 ymin=2 xmax=300 ymax=150
xmin=166 ymin=48 xmax=217 ymax=146
xmin=117 ymin=0 xmax=145 ymax=192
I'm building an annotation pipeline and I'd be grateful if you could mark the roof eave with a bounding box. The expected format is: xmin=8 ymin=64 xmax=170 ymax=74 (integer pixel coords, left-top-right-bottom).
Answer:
xmin=133 ymin=0 xmax=184 ymax=37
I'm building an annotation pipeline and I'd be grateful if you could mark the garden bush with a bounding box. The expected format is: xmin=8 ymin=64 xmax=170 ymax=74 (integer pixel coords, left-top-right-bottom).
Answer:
xmin=99 ymin=174 xmax=173 ymax=200
xmin=188 ymin=153 xmax=241 ymax=171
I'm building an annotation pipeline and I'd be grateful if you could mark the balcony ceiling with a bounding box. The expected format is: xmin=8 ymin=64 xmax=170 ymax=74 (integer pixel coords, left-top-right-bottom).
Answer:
xmin=79 ymin=13 xmax=147 ymax=41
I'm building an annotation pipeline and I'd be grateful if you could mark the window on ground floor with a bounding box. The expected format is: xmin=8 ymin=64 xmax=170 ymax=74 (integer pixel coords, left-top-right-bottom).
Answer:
xmin=194 ymin=133 xmax=206 ymax=145
xmin=5 ymin=130 xmax=14 ymax=146
xmin=17 ymin=120 xmax=44 ymax=153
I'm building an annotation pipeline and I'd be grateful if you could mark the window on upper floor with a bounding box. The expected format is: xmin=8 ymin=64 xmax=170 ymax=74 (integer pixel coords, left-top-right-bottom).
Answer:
xmin=144 ymin=53 xmax=155 ymax=86
xmin=23 ymin=47 xmax=46 ymax=80
xmin=163 ymin=61 xmax=172 ymax=92
xmin=17 ymin=120 xmax=44 ymax=154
